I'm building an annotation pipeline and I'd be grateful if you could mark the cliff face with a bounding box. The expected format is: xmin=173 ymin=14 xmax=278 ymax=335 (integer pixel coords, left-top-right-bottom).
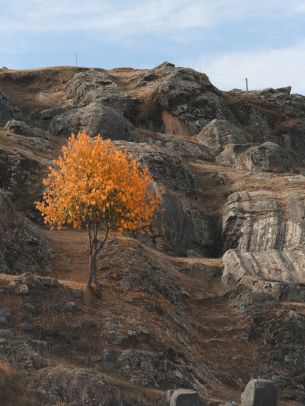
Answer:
xmin=0 ymin=63 xmax=305 ymax=405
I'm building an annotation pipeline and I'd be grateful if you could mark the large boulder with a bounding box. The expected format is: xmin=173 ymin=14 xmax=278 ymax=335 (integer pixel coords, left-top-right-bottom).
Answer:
xmin=5 ymin=120 xmax=48 ymax=138
xmin=113 ymin=141 xmax=196 ymax=194
xmin=65 ymin=69 xmax=138 ymax=117
xmin=241 ymin=379 xmax=277 ymax=406
xmin=49 ymin=102 xmax=138 ymax=141
xmin=217 ymin=142 xmax=293 ymax=173
xmin=194 ymin=119 xmax=248 ymax=155
xmin=160 ymin=389 xmax=201 ymax=406
xmin=152 ymin=66 xmax=234 ymax=135
xmin=118 ymin=349 xmax=197 ymax=388
xmin=113 ymin=141 xmax=215 ymax=256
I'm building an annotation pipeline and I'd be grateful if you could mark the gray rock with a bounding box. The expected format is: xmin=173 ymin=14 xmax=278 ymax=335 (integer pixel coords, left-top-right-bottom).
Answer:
xmin=222 ymin=248 xmax=305 ymax=300
xmin=0 ymin=316 xmax=8 ymax=326
xmin=52 ymin=303 xmax=62 ymax=313
xmin=113 ymin=141 xmax=215 ymax=256
xmin=217 ymin=142 xmax=293 ymax=172
xmin=220 ymin=402 xmax=238 ymax=406
xmin=241 ymin=379 xmax=277 ymax=406
xmin=0 ymin=337 xmax=46 ymax=369
xmin=222 ymin=188 xmax=305 ymax=252
xmin=27 ymin=338 xmax=48 ymax=353
xmin=21 ymin=323 xmax=35 ymax=333
xmin=64 ymin=301 xmax=76 ymax=312
xmin=118 ymin=349 xmax=198 ymax=388
xmin=24 ymin=303 xmax=38 ymax=314
xmin=41 ymin=325 xmax=57 ymax=337
xmin=70 ymin=289 xmax=83 ymax=299
xmin=65 ymin=69 xmax=138 ymax=115
xmin=5 ymin=120 xmax=48 ymax=138
xmin=101 ymin=348 xmax=117 ymax=370
xmin=49 ymin=102 xmax=138 ymax=141
xmin=161 ymin=389 xmax=200 ymax=406
xmin=15 ymin=284 xmax=29 ymax=295
xmin=38 ymin=106 xmax=69 ymax=120
xmin=194 ymin=119 xmax=248 ymax=155
xmin=0 ymin=92 xmax=13 ymax=126
xmin=0 ymin=329 xmax=14 ymax=339
xmin=153 ymin=66 xmax=230 ymax=135
xmin=28 ymin=366 xmax=122 ymax=405
xmin=0 ymin=308 xmax=11 ymax=319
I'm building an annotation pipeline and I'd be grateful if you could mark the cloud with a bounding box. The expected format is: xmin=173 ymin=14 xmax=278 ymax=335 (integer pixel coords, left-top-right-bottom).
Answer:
xmin=1 ymin=0 xmax=305 ymax=35
xmin=192 ymin=41 xmax=305 ymax=94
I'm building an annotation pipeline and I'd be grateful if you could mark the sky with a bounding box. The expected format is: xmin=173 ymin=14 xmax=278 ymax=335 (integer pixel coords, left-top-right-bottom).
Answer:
xmin=1 ymin=0 xmax=305 ymax=93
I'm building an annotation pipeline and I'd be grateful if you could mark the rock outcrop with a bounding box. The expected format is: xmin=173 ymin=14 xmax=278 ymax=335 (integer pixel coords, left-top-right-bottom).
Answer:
xmin=194 ymin=119 xmax=248 ymax=156
xmin=0 ymin=191 xmax=49 ymax=274
xmin=5 ymin=120 xmax=49 ymax=138
xmin=49 ymin=102 xmax=139 ymax=141
xmin=217 ymin=142 xmax=293 ymax=173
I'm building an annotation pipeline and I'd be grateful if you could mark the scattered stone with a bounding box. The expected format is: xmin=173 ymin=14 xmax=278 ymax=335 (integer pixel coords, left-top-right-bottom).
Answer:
xmin=70 ymin=289 xmax=83 ymax=299
xmin=27 ymin=338 xmax=48 ymax=353
xmin=0 ymin=329 xmax=14 ymax=339
xmin=0 ymin=308 xmax=11 ymax=326
xmin=0 ymin=308 xmax=12 ymax=319
xmin=71 ymin=324 xmax=81 ymax=332
xmin=241 ymin=379 xmax=277 ymax=406
xmin=101 ymin=348 xmax=117 ymax=370
xmin=41 ymin=325 xmax=57 ymax=337
xmin=14 ymin=283 xmax=29 ymax=295
xmin=52 ymin=303 xmax=62 ymax=313
xmin=78 ymin=356 xmax=90 ymax=366
xmin=21 ymin=323 xmax=35 ymax=333
xmin=160 ymin=389 xmax=200 ymax=406
xmin=65 ymin=301 xmax=76 ymax=312
xmin=24 ymin=303 xmax=37 ymax=314
xmin=220 ymin=403 xmax=238 ymax=406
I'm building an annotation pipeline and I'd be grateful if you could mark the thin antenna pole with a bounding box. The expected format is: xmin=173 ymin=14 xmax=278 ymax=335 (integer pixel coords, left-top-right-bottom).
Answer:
xmin=75 ymin=53 xmax=78 ymax=67
xmin=245 ymin=77 xmax=249 ymax=93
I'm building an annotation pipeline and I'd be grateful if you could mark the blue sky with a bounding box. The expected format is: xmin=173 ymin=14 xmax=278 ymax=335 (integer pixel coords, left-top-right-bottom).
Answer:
xmin=1 ymin=0 xmax=305 ymax=93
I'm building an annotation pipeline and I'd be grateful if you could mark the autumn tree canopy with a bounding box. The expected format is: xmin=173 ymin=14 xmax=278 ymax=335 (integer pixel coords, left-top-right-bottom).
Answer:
xmin=36 ymin=131 xmax=161 ymax=288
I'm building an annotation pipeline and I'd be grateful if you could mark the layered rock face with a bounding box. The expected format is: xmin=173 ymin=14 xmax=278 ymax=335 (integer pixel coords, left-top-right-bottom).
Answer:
xmin=222 ymin=175 xmax=305 ymax=285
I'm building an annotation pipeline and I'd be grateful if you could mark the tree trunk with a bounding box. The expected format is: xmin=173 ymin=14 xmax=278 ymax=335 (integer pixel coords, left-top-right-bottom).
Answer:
xmin=87 ymin=242 xmax=98 ymax=289
xmin=87 ymin=223 xmax=109 ymax=289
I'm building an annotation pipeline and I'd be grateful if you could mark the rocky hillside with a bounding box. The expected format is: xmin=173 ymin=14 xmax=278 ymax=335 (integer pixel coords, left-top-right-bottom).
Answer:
xmin=0 ymin=62 xmax=305 ymax=405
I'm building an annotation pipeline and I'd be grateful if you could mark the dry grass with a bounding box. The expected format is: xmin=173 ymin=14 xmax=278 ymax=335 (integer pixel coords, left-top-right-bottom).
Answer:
xmin=0 ymin=363 xmax=39 ymax=406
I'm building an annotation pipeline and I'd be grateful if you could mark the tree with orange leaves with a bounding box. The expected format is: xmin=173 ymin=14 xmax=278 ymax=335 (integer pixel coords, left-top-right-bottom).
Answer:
xmin=36 ymin=131 xmax=161 ymax=289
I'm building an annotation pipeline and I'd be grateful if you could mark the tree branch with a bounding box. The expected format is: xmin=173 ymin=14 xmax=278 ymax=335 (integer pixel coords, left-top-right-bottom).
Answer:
xmin=96 ymin=226 xmax=109 ymax=254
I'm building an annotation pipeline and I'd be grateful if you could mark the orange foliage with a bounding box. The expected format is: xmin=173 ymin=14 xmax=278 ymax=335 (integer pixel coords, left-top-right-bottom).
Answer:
xmin=36 ymin=131 xmax=161 ymax=234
